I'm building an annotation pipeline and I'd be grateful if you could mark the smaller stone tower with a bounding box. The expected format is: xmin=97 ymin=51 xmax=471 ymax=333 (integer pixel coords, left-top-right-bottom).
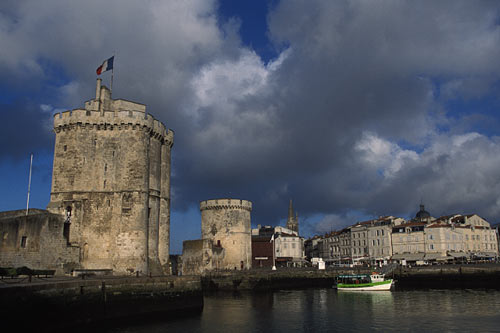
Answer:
xmin=286 ymin=199 xmax=299 ymax=234
xmin=200 ymin=199 xmax=252 ymax=270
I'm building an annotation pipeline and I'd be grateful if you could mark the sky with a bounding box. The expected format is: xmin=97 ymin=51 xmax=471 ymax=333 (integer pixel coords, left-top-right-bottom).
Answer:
xmin=1 ymin=0 xmax=500 ymax=254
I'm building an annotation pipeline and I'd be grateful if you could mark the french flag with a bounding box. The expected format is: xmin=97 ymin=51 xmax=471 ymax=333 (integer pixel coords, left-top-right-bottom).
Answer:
xmin=96 ymin=56 xmax=114 ymax=75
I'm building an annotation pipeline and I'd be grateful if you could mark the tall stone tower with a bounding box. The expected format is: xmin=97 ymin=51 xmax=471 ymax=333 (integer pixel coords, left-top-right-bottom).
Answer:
xmin=47 ymin=79 xmax=174 ymax=275
xmin=286 ymin=199 xmax=299 ymax=234
xmin=200 ymin=199 xmax=252 ymax=270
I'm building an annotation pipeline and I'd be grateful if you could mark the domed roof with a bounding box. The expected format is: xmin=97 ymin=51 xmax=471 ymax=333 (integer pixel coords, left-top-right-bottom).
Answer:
xmin=415 ymin=204 xmax=430 ymax=219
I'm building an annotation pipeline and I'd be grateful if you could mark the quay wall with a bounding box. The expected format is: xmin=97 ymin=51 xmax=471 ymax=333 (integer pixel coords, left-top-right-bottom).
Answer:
xmin=201 ymin=264 xmax=500 ymax=291
xmin=393 ymin=264 xmax=500 ymax=289
xmin=0 ymin=275 xmax=202 ymax=331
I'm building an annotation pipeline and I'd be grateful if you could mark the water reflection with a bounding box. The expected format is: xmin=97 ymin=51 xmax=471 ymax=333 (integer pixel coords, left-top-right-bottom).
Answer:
xmin=106 ymin=289 xmax=500 ymax=332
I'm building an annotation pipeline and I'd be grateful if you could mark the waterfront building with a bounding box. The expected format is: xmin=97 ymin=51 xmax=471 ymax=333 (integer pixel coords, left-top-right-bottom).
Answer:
xmin=317 ymin=231 xmax=341 ymax=264
xmin=350 ymin=222 xmax=369 ymax=263
xmin=366 ymin=216 xmax=400 ymax=265
xmin=393 ymin=214 xmax=498 ymax=264
xmin=304 ymin=236 xmax=321 ymax=260
xmin=391 ymin=222 xmax=427 ymax=263
xmin=338 ymin=228 xmax=352 ymax=264
xmin=306 ymin=207 xmax=498 ymax=266
xmin=251 ymin=225 xmax=304 ymax=268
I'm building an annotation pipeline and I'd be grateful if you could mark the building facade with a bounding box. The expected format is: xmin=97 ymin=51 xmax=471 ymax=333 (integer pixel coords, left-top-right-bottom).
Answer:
xmin=251 ymin=225 xmax=304 ymax=268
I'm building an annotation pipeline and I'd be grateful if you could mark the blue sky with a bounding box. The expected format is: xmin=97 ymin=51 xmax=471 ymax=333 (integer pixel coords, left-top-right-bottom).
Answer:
xmin=1 ymin=1 xmax=500 ymax=253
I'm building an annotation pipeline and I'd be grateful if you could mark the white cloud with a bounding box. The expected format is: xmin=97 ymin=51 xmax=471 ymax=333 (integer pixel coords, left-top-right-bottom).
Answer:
xmin=355 ymin=132 xmax=419 ymax=178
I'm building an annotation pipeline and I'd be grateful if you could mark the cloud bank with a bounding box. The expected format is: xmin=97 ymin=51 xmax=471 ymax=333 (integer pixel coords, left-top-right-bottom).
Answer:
xmin=1 ymin=0 xmax=500 ymax=238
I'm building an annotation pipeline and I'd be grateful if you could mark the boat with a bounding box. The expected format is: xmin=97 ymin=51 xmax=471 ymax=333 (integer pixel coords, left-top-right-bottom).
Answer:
xmin=334 ymin=272 xmax=394 ymax=291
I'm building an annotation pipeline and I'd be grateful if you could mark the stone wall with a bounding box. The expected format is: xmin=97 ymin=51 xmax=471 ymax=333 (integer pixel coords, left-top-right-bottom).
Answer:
xmin=0 ymin=209 xmax=80 ymax=274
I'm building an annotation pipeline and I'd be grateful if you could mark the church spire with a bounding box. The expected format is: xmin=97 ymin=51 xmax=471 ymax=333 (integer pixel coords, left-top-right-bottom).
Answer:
xmin=288 ymin=199 xmax=294 ymax=220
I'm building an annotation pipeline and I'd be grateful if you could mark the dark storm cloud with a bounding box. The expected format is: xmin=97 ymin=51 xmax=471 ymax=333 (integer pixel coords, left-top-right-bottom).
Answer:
xmin=2 ymin=1 xmax=500 ymax=234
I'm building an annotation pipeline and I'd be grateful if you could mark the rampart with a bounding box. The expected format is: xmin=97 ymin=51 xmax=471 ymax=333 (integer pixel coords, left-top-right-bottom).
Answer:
xmin=0 ymin=209 xmax=80 ymax=274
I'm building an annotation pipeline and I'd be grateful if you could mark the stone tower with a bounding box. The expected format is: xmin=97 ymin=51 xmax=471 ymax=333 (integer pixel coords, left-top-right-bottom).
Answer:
xmin=200 ymin=199 xmax=252 ymax=270
xmin=47 ymin=79 xmax=174 ymax=275
xmin=286 ymin=199 xmax=299 ymax=234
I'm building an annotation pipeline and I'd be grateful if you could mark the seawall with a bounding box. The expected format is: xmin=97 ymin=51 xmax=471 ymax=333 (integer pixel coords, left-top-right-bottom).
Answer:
xmin=201 ymin=264 xmax=500 ymax=291
xmin=0 ymin=275 xmax=202 ymax=331
xmin=393 ymin=264 xmax=500 ymax=289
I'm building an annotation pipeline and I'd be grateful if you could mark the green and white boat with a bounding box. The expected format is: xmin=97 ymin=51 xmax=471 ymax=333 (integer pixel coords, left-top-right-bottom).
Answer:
xmin=335 ymin=273 xmax=394 ymax=291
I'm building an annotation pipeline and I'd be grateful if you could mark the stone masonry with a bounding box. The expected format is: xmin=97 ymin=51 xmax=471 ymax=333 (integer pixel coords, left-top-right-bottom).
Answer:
xmin=200 ymin=199 xmax=252 ymax=270
xmin=0 ymin=209 xmax=80 ymax=274
xmin=181 ymin=199 xmax=252 ymax=275
xmin=46 ymin=79 xmax=174 ymax=275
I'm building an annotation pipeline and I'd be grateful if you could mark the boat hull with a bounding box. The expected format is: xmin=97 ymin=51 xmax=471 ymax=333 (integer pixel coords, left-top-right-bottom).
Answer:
xmin=337 ymin=279 xmax=393 ymax=291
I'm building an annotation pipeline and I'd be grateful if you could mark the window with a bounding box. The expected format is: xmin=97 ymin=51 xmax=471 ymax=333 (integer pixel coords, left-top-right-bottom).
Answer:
xmin=20 ymin=236 xmax=27 ymax=248
xmin=429 ymin=244 xmax=434 ymax=250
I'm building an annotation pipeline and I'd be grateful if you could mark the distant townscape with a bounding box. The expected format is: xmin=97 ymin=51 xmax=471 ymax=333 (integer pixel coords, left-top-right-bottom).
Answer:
xmin=305 ymin=205 xmax=498 ymax=268
xmin=0 ymin=81 xmax=498 ymax=277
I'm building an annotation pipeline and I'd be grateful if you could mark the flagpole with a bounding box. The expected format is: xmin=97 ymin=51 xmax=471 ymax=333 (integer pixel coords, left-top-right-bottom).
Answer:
xmin=272 ymin=233 xmax=277 ymax=270
xmin=26 ymin=153 xmax=33 ymax=216
xmin=110 ymin=53 xmax=115 ymax=97
xmin=110 ymin=68 xmax=114 ymax=97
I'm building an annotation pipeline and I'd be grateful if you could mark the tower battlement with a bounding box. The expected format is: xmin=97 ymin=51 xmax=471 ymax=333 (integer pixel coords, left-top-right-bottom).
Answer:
xmin=53 ymin=109 xmax=174 ymax=145
xmin=53 ymin=80 xmax=173 ymax=145
xmin=200 ymin=199 xmax=252 ymax=212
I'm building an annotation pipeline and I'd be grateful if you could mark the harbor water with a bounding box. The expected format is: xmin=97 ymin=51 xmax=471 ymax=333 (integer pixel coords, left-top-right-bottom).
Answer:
xmin=104 ymin=287 xmax=500 ymax=332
